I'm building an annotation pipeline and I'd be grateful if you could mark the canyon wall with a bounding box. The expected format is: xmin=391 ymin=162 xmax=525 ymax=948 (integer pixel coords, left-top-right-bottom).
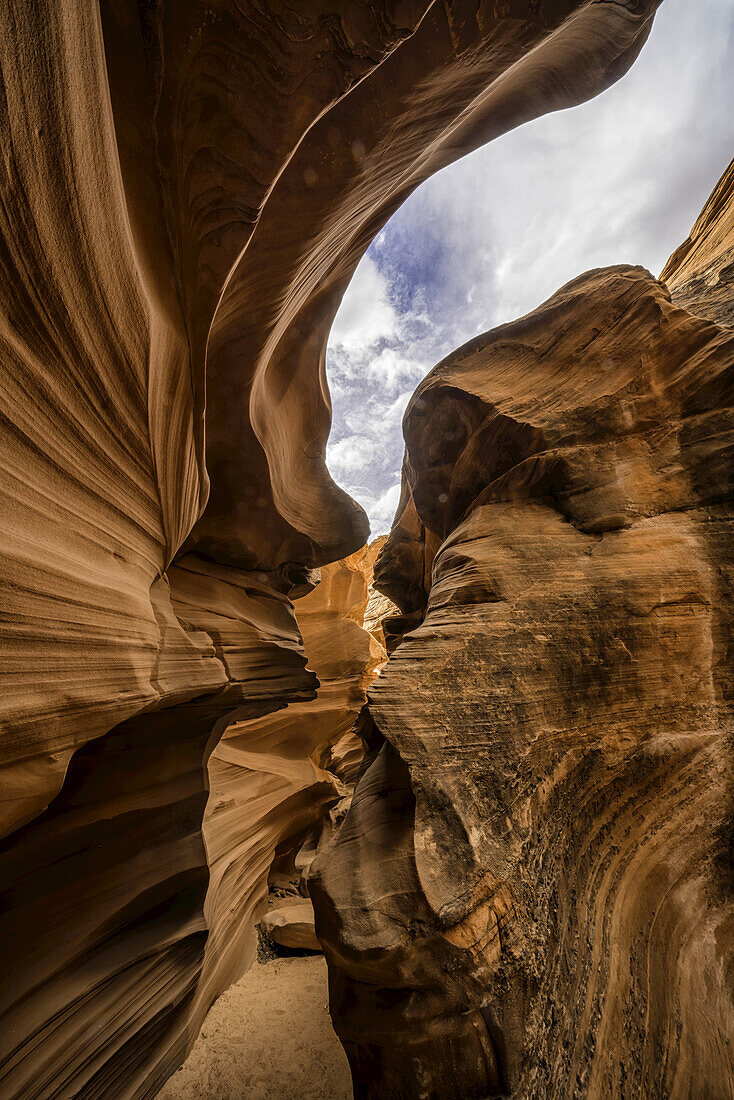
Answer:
xmin=311 ymin=163 xmax=734 ymax=1098
xmin=0 ymin=1 xmax=670 ymax=1096
xmin=200 ymin=547 xmax=384 ymax=1009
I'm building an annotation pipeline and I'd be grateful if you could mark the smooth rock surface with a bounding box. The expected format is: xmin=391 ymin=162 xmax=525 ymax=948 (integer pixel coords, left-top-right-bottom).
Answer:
xmin=198 ymin=549 xmax=383 ymax=1007
xmin=1 ymin=0 xmax=663 ymax=834
xmin=262 ymin=898 xmax=322 ymax=953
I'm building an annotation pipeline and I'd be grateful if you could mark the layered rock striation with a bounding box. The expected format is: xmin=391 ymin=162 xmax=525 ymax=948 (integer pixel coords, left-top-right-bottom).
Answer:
xmin=200 ymin=548 xmax=384 ymax=1007
xmin=312 ymin=214 xmax=734 ymax=1094
xmin=0 ymin=0 xmax=672 ymax=1096
xmin=0 ymin=537 xmax=382 ymax=1100
xmin=661 ymin=155 xmax=734 ymax=326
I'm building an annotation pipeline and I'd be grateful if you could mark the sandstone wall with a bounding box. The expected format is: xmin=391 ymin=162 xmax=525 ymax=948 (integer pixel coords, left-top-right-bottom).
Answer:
xmin=661 ymin=156 xmax=734 ymax=326
xmin=0 ymin=1 xmax=667 ymax=1096
xmin=199 ymin=548 xmax=384 ymax=1012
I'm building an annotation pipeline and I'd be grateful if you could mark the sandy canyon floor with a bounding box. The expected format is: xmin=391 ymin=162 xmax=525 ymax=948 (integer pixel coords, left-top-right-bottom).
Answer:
xmin=159 ymin=956 xmax=352 ymax=1099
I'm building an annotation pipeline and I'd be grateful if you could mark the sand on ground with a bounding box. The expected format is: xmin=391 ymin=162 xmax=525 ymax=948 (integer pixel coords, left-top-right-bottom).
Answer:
xmin=159 ymin=955 xmax=353 ymax=1099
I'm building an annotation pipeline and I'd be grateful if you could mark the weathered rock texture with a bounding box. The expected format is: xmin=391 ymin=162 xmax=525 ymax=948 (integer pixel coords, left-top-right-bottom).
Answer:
xmin=364 ymin=536 xmax=401 ymax=651
xmin=311 ymin=167 xmax=734 ymax=1096
xmin=0 ymin=0 xmax=668 ymax=1096
xmin=200 ymin=549 xmax=383 ymax=1004
xmin=0 ymin=537 xmax=380 ymax=1100
xmin=661 ymin=156 xmax=734 ymax=326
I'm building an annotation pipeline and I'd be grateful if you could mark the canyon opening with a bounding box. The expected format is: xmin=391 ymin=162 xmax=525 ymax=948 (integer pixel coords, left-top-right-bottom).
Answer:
xmin=1 ymin=2 xmax=733 ymax=1100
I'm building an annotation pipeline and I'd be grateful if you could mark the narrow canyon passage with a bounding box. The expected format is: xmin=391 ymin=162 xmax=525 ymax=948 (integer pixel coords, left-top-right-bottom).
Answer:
xmin=1 ymin=2 xmax=733 ymax=1099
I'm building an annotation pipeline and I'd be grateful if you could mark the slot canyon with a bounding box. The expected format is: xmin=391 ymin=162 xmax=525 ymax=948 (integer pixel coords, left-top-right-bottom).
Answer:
xmin=1 ymin=2 xmax=733 ymax=1098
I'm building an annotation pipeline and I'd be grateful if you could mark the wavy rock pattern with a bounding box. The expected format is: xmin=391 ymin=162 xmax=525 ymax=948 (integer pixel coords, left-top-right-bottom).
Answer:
xmin=312 ymin=257 xmax=734 ymax=1097
xmin=363 ymin=536 xmax=401 ymax=651
xmin=0 ymin=565 xmax=316 ymax=1100
xmin=199 ymin=549 xmax=383 ymax=1010
xmin=0 ymin=0 xmax=669 ymax=1096
xmin=0 ymin=539 xmax=381 ymax=1100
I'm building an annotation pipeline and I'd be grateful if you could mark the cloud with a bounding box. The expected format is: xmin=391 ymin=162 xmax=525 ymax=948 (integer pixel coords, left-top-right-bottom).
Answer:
xmin=325 ymin=0 xmax=734 ymax=537
xmin=328 ymin=253 xmax=399 ymax=353
xmin=326 ymin=435 xmax=378 ymax=482
xmin=369 ymin=482 xmax=402 ymax=533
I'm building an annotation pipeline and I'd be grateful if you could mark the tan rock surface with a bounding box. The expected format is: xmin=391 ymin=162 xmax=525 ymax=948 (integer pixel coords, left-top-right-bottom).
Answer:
xmin=363 ymin=536 xmax=401 ymax=651
xmin=262 ymin=898 xmax=322 ymax=953
xmin=0 ymin=0 xmax=663 ymax=835
xmin=0 ymin=1 xmax=668 ymax=1096
xmin=661 ymin=155 xmax=734 ymax=325
xmin=311 ymin=260 xmax=734 ymax=1097
xmin=197 ymin=549 xmax=383 ymax=1010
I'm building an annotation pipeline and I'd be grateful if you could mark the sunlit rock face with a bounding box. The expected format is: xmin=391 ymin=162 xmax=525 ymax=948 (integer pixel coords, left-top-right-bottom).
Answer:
xmin=0 ymin=567 xmax=318 ymax=1100
xmin=661 ymin=155 xmax=734 ymax=326
xmin=311 ymin=251 xmax=734 ymax=1097
xmin=364 ymin=536 xmax=401 ymax=651
xmin=199 ymin=548 xmax=384 ymax=1011
xmin=0 ymin=0 xmax=665 ymax=1095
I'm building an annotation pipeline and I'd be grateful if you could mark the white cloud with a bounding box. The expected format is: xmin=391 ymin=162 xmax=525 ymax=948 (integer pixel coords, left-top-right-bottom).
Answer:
xmin=367 ymin=347 xmax=426 ymax=393
xmin=328 ymin=253 xmax=398 ymax=353
xmin=326 ymin=435 xmax=377 ymax=482
xmin=369 ymin=482 xmax=402 ymax=533
xmin=384 ymin=389 xmax=414 ymax=427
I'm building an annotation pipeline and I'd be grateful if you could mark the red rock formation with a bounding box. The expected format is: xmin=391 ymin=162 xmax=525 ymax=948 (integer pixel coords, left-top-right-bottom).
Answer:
xmin=261 ymin=898 xmax=322 ymax=953
xmin=0 ymin=1 xmax=666 ymax=1095
xmin=312 ymin=251 xmax=734 ymax=1096
xmin=0 ymin=571 xmax=316 ymax=1100
xmin=363 ymin=536 xmax=401 ymax=652
xmin=661 ymin=156 xmax=734 ymax=325
xmin=199 ymin=548 xmax=383 ymax=1008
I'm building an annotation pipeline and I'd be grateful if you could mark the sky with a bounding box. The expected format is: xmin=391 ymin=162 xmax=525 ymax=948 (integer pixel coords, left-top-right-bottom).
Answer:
xmin=324 ymin=0 xmax=734 ymax=536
